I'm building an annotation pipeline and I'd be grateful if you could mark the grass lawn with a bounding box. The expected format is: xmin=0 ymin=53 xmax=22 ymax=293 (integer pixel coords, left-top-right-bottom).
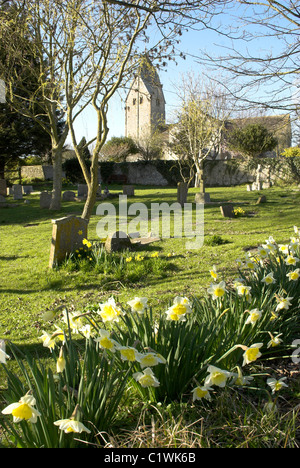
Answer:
xmin=0 ymin=182 xmax=299 ymax=448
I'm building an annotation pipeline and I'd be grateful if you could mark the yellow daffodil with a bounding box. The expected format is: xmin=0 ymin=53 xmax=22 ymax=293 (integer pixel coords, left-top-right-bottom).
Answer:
xmin=192 ymin=385 xmax=213 ymax=401
xmin=54 ymin=418 xmax=91 ymax=434
xmin=133 ymin=367 xmax=160 ymax=388
xmin=267 ymin=377 xmax=288 ymax=394
xmin=95 ymin=329 xmax=119 ymax=352
xmin=151 ymin=252 xmax=159 ymax=258
xmin=117 ymin=346 xmax=139 ymax=362
xmin=204 ymin=365 xmax=232 ymax=388
xmin=285 ymin=255 xmax=299 ymax=266
xmin=242 ymin=343 xmax=263 ymax=366
xmin=82 ymin=238 xmax=92 ymax=249
xmin=207 ymin=281 xmax=227 ymax=300
xmin=56 ymin=348 xmax=66 ymax=373
xmin=63 ymin=310 xmax=85 ymax=334
xmin=78 ymin=230 xmax=83 ymax=236
xmin=262 ymin=272 xmax=276 ymax=285
xmin=126 ymin=256 xmax=132 ymax=263
xmin=236 ymin=284 xmax=252 ymax=301
xmin=127 ymin=297 xmax=148 ymax=314
xmin=279 ymin=244 xmax=289 ymax=255
xmin=136 ymin=352 xmax=166 ymax=368
xmin=209 ymin=265 xmax=218 ymax=281
xmin=2 ymin=393 xmax=41 ymax=423
xmin=165 ymin=296 xmax=192 ymax=321
xmin=135 ymin=254 xmax=144 ymax=262
xmin=258 ymin=246 xmax=270 ymax=258
xmin=286 ymin=269 xmax=300 ymax=282
xmin=267 ymin=333 xmax=283 ymax=348
xmin=245 ymin=308 xmax=262 ymax=325
xmin=232 ymin=367 xmax=254 ymax=387
xmin=98 ymin=297 xmax=123 ymax=323
xmin=40 ymin=331 xmax=56 ymax=352
xmin=275 ymin=296 xmax=293 ymax=312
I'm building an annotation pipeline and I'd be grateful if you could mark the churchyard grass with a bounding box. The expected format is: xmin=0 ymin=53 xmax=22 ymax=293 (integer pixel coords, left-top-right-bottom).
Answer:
xmin=0 ymin=183 xmax=300 ymax=447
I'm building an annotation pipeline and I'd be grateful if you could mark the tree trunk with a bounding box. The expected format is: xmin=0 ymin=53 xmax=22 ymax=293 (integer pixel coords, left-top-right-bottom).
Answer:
xmin=81 ymin=157 xmax=99 ymax=221
xmin=50 ymin=147 xmax=63 ymax=211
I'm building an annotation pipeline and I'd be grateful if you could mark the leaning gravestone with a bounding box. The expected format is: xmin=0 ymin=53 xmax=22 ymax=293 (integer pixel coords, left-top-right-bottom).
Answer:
xmin=123 ymin=185 xmax=135 ymax=197
xmin=22 ymin=186 xmax=33 ymax=195
xmin=177 ymin=182 xmax=188 ymax=207
xmin=0 ymin=179 xmax=7 ymax=197
xmin=49 ymin=215 xmax=88 ymax=268
xmin=105 ymin=231 xmax=132 ymax=253
xmin=40 ymin=191 xmax=52 ymax=209
xmin=220 ymin=204 xmax=235 ymax=218
xmin=13 ymin=185 xmax=23 ymax=200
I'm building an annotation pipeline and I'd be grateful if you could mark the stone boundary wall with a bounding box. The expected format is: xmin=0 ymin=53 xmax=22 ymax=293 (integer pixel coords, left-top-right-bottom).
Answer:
xmin=21 ymin=165 xmax=66 ymax=181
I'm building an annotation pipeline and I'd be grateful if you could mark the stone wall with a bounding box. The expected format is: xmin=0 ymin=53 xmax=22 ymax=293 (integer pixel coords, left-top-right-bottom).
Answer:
xmin=21 ymin=165 xmax=65 ymax=181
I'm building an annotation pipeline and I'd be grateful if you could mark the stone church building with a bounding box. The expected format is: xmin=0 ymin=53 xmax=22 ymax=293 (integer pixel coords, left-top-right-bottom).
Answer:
xmin=125 ymin=59 xmax=292 ymax=161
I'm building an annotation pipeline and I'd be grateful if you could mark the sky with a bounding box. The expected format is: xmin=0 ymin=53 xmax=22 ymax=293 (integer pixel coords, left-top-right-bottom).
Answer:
xmin=66 ymin=3 xmax=297 ymax=149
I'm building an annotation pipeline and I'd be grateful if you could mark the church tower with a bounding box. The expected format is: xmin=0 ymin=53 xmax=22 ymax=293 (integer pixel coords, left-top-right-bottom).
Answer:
xmin=125 ymin=56 xmax=166 ymax=141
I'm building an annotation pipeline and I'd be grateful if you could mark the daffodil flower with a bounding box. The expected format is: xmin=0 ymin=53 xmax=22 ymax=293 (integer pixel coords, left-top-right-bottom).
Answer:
xmin=285 ymin=255 xmax=299 ymax=266
xmin=98 ymin=297 xmax=123 ymax=323
xmin=117 ymin=346 xmax=139 ymax=362
xmin=207 ymin=281 xmax=227 ymax=300
xmin=165 ymin=296 xmax=192 ymax=321
xmin=82 ymin=238 xmax=92 ymax=249
xmin=133 ymin=367 xmax=160 ymax=388
xmin=54 ymin=418 xmax=91 ymax=434
xmin=267 ymin=333 xmax=283 ymax=348
xmin=245 ymin=308 xmax=262 ymax=325
xmin=232 ymin=367 xmax=254 ymax=387
xmin=63 ymin=310 xmax=85 ymax=333
xmin=242 ymin=343 xmax=263 ymax=366
xmin=127 ymin=297 xmax=148 ymax=314
xmin=209 ymin=265 xmax=218 ymax=281
xmin=275 ymin=296 xmax=293 ymax=312
xmin=192 ymin=385 xmax=213 ymax=401
xmin=262 ymin=272 xmax=276 ymax=285
xmin=278 ymin=244 xmax=289 ymax=255
xmin=204 ymin=365 xmax=232 ymax=388
xmin=286 ymin=269 xmax=300 ymax=282
xmin=56 ymin=347 xmax=66 ymax=373
xmin=40 ymin=331 xmax=57 ymax=352
xmin=2 ymin=394 xmax=41 ymax=423
xmin=267 ymin=377 xmax=288 ymax=394
xmin=95 ymin=329 xmax=119 ymax=352
xmin=236 ymin=284 xmax=252 ymax=300
xmin=136 ymin=352 xmax=166 ymax=368
xmin=258 ymin=246 xmax=270 ymax=258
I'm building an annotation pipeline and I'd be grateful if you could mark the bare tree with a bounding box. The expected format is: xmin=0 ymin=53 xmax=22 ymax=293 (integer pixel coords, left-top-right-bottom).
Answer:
xmin=169 ymin=73 xmax=234 ymax=187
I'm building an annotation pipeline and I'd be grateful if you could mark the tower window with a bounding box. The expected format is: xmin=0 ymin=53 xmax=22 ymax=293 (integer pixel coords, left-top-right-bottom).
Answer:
xmin=133 ymin=98 xmax=136 ymax=105
xmin=156 ymin=99 xmax=160 ymax=106
xmin=140 ymin=97 xmax=143 ymax=104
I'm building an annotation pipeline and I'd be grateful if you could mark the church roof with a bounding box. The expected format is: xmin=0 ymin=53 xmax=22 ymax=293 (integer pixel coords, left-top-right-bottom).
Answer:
xmin=126 ymin=56 xmax=166 ymax=103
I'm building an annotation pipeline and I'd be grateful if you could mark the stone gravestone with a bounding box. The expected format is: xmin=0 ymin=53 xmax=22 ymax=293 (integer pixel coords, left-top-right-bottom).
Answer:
xmin=13 ymin=185 xmax=23 ymax=200
xmin=0 ymin=179 xmax=7 ymax=197
xmin=0 ymin=195 xmax=6 ymax=204
xmin=105 ymin=231 xmax=132 ymax=253
xmin=256 ymin=195 xmax=267 ymax=204
xmin=40 ymin=191 xmax=52 ymax=209
xmin=62 ymin=190 xmax=76 ymax=202
xmin=22 ymin=186 xmax=33 ymax=195
xmin=123 ymin=185 xmax=135 ymax=197
xmin=177 ymin=182 xmax=188 ymax=207
xmin=220 ymin=204 xmax=235 ymax=218
xmin=49 ymin=215 xmax=88 ymax=268
xmin=77 ymin=184 xmax=88 ymax=198
xmin=194 ymin=167 xmax=211 ymax=204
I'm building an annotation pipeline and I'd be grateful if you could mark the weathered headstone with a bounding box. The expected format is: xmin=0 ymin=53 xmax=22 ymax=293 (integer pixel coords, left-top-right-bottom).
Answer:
xmin=195 ymin=192 xmax=211 ymax=204
xmin=7 ymin=187 xmax=13 ymax=196
xmin=77 ymin=184 xmax=88 ymax=198
xmin=13 ymin=185 xmax=23 ymax=200
xmin=105 ymin=231 xmax=132 ymax=253
xmin=49 ymin=215 xmax=88 ymax=268
xmin=220 ymin=204 xmax=235 ymax=218
xmin=0 ymin=179 xmax=7 ymax=197
xmin=177 ymin=182 xmax=188 ymax=207
xmin=123 ymin=185 xmax=135 ymax=197
xmin=22 ymin=186 xmax=33 ymax=195
xmin=247 ymin=184 xmax=252 ymax=192
xmin=40 ymin=191 xmax=52 ymax=209
xmin=62 ymin=190 xmax=76 ymax=201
